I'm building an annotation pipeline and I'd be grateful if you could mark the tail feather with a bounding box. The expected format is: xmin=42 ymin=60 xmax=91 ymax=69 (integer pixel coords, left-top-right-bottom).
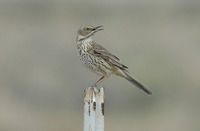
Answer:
xmin=124 ymin=72 xmax=152 ymax=95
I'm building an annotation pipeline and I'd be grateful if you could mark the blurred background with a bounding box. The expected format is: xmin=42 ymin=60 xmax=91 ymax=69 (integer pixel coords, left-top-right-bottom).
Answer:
xmin=0 ymin=0 xmax=200 ymax=131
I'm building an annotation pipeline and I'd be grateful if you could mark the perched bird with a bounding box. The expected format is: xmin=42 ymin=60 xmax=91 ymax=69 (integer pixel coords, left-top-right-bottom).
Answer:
xmin=76 ymin=25 xmax=152 ymax=95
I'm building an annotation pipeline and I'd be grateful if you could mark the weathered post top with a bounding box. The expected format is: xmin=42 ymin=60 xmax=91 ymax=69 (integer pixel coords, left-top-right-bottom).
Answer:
xmin=84 ymin=87 xmax=105 ymax=131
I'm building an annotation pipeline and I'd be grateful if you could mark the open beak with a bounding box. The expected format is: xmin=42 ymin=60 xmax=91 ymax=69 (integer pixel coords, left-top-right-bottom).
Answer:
xmin=92 ymin=26 xmax=104 ymax=31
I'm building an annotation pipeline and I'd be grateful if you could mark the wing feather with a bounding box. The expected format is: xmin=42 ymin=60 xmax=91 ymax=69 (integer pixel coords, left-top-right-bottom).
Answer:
xmin=88 ymin=41 xmax=128 ymax=69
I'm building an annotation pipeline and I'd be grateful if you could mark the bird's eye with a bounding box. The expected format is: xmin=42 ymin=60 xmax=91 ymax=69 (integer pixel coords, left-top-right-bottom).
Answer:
xmin=86 ymin=28 xmax=89 ymax=30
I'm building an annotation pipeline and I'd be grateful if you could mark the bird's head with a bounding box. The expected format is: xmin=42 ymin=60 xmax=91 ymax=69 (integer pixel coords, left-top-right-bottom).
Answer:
xmin=77 ymin=25 xmax=104 ymax=41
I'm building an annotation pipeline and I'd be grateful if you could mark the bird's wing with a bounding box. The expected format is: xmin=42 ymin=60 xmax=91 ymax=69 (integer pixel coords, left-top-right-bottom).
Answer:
xmin=89 ymin=41 xmax=128 ymax=70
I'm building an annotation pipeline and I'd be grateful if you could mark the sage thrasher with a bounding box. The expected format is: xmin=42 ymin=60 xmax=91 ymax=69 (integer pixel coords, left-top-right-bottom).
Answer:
xmin=76 ymin=25 xmax=152 ymax=94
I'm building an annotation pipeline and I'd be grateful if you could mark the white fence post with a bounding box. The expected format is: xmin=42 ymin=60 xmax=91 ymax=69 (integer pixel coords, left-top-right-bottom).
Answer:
xmin=84 ymin=87 xmax=105 ymax=131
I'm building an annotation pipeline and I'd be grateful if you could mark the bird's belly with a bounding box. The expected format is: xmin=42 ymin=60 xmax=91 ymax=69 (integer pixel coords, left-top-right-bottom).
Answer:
xmin=79 ymin=53 xmax=112 ymax=76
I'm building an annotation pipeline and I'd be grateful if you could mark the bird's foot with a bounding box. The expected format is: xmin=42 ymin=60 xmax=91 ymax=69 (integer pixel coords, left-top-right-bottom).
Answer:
xmin=91 ymin=84 xmax=100 ymax=94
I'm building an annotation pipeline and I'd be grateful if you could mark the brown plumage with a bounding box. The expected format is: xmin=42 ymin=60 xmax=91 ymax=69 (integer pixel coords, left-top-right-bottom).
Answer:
xmin=76 ymin=25 xmax=152 ymax=95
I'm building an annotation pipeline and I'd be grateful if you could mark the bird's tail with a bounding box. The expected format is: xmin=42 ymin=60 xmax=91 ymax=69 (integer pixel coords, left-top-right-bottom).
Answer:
xmin=123 ymin=71 xmax=152 ymax=95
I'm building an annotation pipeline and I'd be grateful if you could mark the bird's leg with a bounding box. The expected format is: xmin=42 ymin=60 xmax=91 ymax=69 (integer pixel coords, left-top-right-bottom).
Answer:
xmin=94 ymin=76 xmax=107 ymax=87
xmin=92 ymin=76 xmax=107 ymax=93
